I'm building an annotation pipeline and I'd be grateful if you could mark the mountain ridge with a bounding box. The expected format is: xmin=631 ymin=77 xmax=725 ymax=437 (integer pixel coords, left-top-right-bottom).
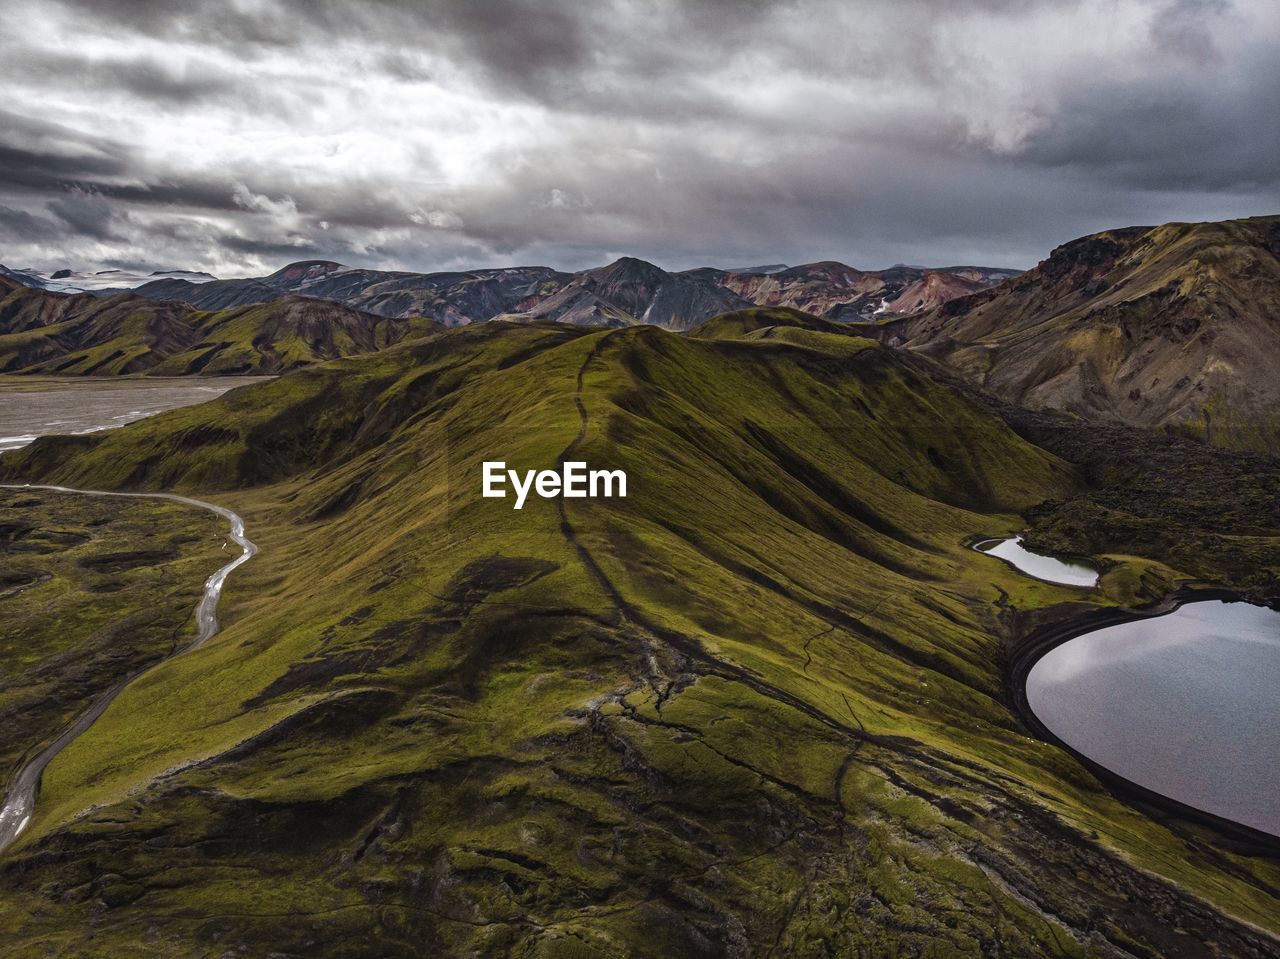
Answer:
xmin=0 ymin=276 xmax=438 ymax=375
xmin=1 ymin=314 xmax=1277 ymax=954
xmin=880 ymin=214 xmax=1280 ymax=450
xmin=0 ymin=255 xmax=1018 ymax=329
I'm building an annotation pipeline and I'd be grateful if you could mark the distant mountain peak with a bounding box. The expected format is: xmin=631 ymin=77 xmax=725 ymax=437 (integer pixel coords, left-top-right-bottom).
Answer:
xmin=284 ymin=259 xmax=345 ymax=270
xmin=150 ymin=269 xmax=217 ymax=280
xmin=595 ymin=255 xmax=663 ymax=275
xmin=265 ymin=260 xmax=347 ymax=285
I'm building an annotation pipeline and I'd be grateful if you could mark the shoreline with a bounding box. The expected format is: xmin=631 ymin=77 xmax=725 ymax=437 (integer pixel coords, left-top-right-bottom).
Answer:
xmin=0 ymin=374 xmax=277 ymax=388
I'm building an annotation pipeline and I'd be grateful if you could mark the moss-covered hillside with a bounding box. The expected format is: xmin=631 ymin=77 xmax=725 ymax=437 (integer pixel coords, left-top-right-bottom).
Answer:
xmin=0 ymin=314 xmax=1277 ymax=957
xmin=0 ymin=277 xmax=439 ymax=375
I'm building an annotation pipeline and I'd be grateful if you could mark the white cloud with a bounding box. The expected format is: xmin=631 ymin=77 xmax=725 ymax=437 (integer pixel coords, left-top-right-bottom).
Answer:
xmin=409 ymin=208 xmax=464 ymax=229
xmin=231 ymin=183 xmax=301 ymax=227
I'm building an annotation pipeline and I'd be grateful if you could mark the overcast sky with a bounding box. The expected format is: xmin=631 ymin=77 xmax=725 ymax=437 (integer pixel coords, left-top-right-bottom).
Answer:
xmin=0 ymin=0 xmax=1277 ymax=277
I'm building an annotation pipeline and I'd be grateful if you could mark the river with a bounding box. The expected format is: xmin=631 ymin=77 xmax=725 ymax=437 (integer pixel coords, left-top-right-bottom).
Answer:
xmin=0 ymin=377 xmax=261 ymax=854
xmin=0 ymin=376 xmax=269 ymax=452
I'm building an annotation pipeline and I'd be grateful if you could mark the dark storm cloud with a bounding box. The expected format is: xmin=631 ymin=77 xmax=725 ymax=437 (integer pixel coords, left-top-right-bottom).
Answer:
xmin=4 ymin=49 xmax=243 ymax=104
xmin=0 ymin=112 xmax=130 ymax=193
xmin=33 ymin=0 xmax=313 ymax=48
xmin=0 ymin=0 xmax=1276 ymax=276
xmin=45 ymin=190 xmax=124 ymax=240
xmin=0 ymin=144 xmax=123 ymax=192
xmin=216 ymin=233 xmax=342 ymax=260
xmin=1020 ymin=41 xmax=1280 ymax=191
xmin=0 ymin=206 xmax=63 ymax=243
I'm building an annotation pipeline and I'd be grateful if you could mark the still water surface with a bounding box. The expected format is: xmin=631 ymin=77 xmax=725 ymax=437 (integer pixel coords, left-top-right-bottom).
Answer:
xmin=977 ymin=536 xmax=1098 ymax=588
xmin=0 ymin=377 xmax=267 ymax=452
xmin=1028 ymin=600 xmax=1280 ymax=836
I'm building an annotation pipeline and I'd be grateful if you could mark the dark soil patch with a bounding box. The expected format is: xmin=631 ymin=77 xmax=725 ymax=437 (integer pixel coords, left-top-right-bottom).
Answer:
xmin=77 ymin=548 xmax=179 ymax=573
xmin=438 ymin=556 xmax=559 ymax=606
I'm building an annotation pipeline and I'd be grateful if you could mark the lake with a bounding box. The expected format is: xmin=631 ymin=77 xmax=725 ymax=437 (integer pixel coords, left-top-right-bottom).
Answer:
xmin=1027 ymin=599 xmax=1280 ymax=837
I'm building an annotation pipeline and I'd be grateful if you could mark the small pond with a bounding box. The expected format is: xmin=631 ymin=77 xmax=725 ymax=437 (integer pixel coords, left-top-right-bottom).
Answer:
xmin=976 ymin=536 xmax=1098 ymax=588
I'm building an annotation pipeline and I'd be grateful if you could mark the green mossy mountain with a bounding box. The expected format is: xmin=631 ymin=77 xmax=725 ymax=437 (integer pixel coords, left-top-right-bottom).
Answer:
xmin=0 ymin=276 xmax=439 ymax=375
xmin=882 ymin=215 xmax=1280 ymax=450
xmin=0 ymin=311 xmax=1277 ymax=956
xmin=691 ymin=304 xmax=856 ymax=339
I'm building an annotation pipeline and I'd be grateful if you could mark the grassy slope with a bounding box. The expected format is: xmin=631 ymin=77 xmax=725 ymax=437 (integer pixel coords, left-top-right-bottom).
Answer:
xmin=0 ymin=317 xmax=1277 ymax=956
xmin=0 ymin=278 xmax=438 ymax=375
xmin=0 ymin=490 xmax=224 ymax=789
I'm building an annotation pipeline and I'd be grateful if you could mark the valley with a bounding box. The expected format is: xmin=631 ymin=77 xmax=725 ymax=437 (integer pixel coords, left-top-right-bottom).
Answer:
xmin=0 ymin=483 xmax=255 ymax=854
xmin=0 ymin=302 xmax=1277 ymax=956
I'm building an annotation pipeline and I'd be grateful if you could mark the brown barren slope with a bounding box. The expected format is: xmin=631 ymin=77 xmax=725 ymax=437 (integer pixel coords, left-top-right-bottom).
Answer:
xmin=886 ymin=215 xmax=1280 ymax=449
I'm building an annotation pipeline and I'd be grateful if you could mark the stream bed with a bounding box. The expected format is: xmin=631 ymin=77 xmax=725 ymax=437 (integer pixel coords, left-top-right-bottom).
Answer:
xmin=0 ymin=377 xmax=269 ymax=452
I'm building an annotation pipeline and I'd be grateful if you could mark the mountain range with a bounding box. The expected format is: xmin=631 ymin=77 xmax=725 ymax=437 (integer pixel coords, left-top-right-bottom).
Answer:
xmin=0 ymin=256 xmax=1019 ymax=330
xmin=5 ymin=214 xmax=1280 ymax=450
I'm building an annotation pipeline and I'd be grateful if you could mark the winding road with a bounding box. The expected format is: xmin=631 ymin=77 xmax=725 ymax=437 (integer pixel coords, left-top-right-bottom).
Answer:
xmin=0 ymin=484 xmax=256 ymax=854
